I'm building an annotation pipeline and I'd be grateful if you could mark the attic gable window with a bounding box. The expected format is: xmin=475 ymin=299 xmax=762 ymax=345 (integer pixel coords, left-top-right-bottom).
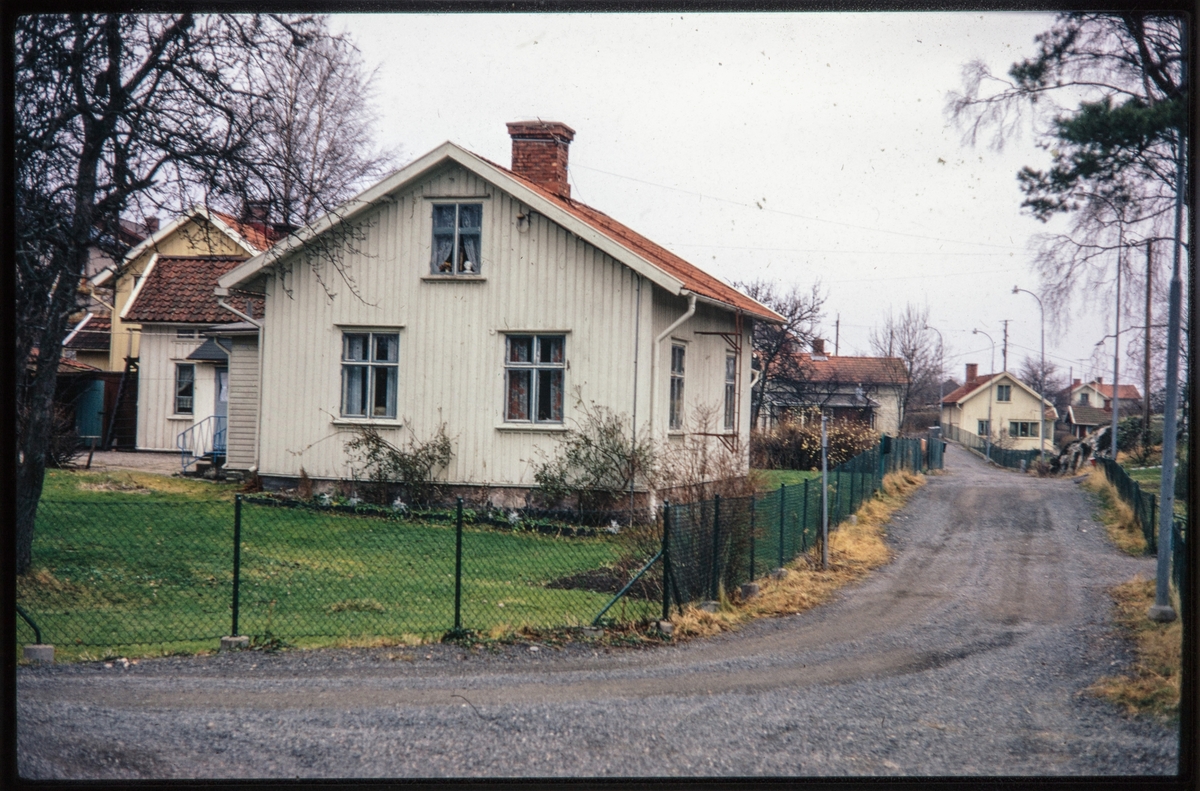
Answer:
xmin=432 ymin=203 xmax=482 ymax=275
xmin=505 ymin=335 xmax=564 ymax=423
xmin=996 ymin=384 xmax=1012 ymax=402
xmin=341 ymin=332 xmax=399 ymax=419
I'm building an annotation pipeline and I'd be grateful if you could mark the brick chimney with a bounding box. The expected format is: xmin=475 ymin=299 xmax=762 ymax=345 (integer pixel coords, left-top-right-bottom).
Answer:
xmin=1073 ymin=378 xmax=1081 ymax=388
xmin=966 ymin=363 xmax=978 ymax=384
xmin=1096 ymin=376 xmax=1103 ymax=384
xmin=245 ymin=200 xmax=271 ymax=224
xmin=812 ymin=338 xmax=825 ymax=356
xmin=507 ymin=121 xmax=576 ymax=199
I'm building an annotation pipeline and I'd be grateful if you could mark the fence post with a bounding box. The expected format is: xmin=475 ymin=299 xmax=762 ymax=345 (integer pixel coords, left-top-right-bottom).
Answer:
xmin=778 ymin=484 xmax=786 ymax=569
xmin=801 ymin=478 xmax=810 ymax=551
xmin=749 ymin=493 xmax=757 ymax=581
xmin=231 ymin=494 xmax=242 ymax=638
xmin=454 ymin=497 xmax=463 ymax=633
xmin=711 ymin=494 xmax=722 ymax=601
xmin=661 ymin=501 xmax=671 ymax=622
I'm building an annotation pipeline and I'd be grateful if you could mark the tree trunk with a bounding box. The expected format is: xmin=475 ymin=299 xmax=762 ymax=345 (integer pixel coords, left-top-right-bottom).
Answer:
xmin=15 ymin=259 xmax=81 ymax=574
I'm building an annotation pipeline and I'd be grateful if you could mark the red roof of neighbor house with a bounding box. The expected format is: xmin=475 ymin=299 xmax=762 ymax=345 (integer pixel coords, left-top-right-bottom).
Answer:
xmin=124 ymin=257 xmax=264 ymax=323
xmin=28 ymin=347 xmax=101 ymax=374
xmin=793 ymin=353 xmax=908 ymax=385
xmin=477 ymin=157 xmax=783 ymax=323
xmin=941 ymin=373 xmax=999 ymax=404
xmin=210 ymin=210 xmax=287 ymax=252
xmin=65 ymin=316 xmax=111 ymax=351
xmin=1077 ymin=381 xmax=1142 ymax=400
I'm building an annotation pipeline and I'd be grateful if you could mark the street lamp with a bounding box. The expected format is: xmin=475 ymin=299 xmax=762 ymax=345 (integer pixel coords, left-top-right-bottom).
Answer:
xmin=1012 ymin=287 xmax=1047 ymax=463
xmin=1079 ymin=190 xmax=1129 ymax=460
xmin=972 ymin=328 xmax=996 ymax=462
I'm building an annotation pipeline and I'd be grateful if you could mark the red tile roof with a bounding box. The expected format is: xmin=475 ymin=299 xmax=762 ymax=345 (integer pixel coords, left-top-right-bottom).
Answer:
xmin=1078 ymin=381 xmax=1142 ymax=400
xmin=210 ymin=210 xmax=287 ymax=252
xmin=28 ymin=348 xmax=101 ymax=374
xmin=65 ymin=316 xmax=111 ymax=351
xmin=479 ymin=157 xmax=783 ymax=323
xmin=794 ymin=353 xmax=908 ymax=385
xmin=124 ymin=257 xmax=264 ymax=324
xmin=941 ymin=373 xmax=999 ymax=404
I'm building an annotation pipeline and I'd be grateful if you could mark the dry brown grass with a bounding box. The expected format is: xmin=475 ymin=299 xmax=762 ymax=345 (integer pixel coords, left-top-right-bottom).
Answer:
xmin=668 ymin=470 xmax=924 ymax=639
xmin=1087 ymin=576 xmax=1182 ymax=721
xmin=1082 ymin=468 xmax=1146 ymax=556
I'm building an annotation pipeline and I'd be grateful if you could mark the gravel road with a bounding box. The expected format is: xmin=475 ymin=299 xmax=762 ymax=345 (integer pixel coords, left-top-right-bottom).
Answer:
xmin=18 ymin=444 xmax=1179 ymax=778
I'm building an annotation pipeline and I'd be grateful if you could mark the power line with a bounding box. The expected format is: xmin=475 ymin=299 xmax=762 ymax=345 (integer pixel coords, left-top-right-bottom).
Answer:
xmin=572 ymin=162 xmax=1031 ymax=252
xmin=665 ymin=242 xmax=1020 ymax=257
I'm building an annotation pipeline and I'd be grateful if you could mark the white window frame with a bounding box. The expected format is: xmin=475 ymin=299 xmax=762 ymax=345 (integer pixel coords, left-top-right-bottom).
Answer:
xmin=174 ymin=364 xmax=195 ymax=415
xmin=340 ymin=331 xmax=400 ymax=419
xmin=504 ymin=334 xmax=565 ymax=424
xmin=977 ymin=419 xmax=990 ymax=437
xmin=669 ymin=343 xmax=686 ymax=431
xmin=723 ymin=350 xmax=737 ymax=431
xmin=1009 ymin=421 xmax=1039 ymax=438
xmin=431 ymin=203 xmax=483 ymax=275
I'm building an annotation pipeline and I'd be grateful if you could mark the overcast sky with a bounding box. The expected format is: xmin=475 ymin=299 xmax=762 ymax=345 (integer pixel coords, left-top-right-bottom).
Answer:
xmin=337 ymin=11 xmax=1128 ymax=388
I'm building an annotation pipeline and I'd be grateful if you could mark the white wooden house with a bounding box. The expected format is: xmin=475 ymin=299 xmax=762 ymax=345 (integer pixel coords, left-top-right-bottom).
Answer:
xmin=216 ymin=121 xmax=782 ymax=502
xmin=122 ymin=256 xmax=265 ymax=466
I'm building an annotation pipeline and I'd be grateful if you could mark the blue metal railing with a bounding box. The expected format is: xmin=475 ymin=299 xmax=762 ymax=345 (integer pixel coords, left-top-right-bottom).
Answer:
xmin=177 ymin=415 xmax=227 ymax=471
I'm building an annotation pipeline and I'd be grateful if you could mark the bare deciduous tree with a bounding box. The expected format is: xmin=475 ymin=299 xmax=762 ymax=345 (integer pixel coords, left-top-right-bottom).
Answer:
xmin=734 ymin=279 xmax=826 ymax=428
xmin=14 ymin=14 xmax=389 ymax=575
xmin=868 ymin=304 xmax=939 ymax=431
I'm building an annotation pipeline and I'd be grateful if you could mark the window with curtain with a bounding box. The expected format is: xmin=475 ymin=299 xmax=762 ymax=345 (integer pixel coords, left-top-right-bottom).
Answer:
xmin=505 ymin=335 xmax=564 ymax=423
xmin=1009 ymin=421 xmax=1039 ymax=437
xmin=175 ymin=364 xmax=195 ymax=414
xmin=431 ymin=203 xmax=483 ymax=275
xmin=341 ymin=332 xmax=399 ymax=418
xmin=669 ymin=344 xmax=686 ymax=431
xmin=723 ymin=351 xmax=737 ymax=431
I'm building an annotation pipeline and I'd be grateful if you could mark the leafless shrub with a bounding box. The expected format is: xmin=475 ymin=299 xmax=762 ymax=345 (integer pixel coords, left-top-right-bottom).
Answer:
xmin=345 ymin=424 xmax=453 ymax=507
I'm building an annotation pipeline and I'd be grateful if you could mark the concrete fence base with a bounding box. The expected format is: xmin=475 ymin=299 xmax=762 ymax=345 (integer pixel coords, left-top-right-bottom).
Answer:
xmin=23 ymin=644 xmax=54 ymax=663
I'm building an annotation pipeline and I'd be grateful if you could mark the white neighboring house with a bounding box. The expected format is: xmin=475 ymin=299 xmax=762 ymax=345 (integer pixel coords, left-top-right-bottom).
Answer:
xmin=1069 ymin=377 xmax=1142 ymax=415
xmin=940 ymin=364 xmax=1058 ymax=451
xmin=122 ymin=255 xmax=264 ymax=467
xmin=215 ymin=121 xmax=783 ymax=502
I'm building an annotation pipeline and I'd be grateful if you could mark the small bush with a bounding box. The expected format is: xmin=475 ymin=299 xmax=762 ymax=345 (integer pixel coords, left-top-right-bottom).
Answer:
xmin=532 ymin=401 xmax=656 ymax=511
xmin=750 ymin=412 xmax=879 ymax=471
xmin=345 ymin=424 xmax=453 ymax=507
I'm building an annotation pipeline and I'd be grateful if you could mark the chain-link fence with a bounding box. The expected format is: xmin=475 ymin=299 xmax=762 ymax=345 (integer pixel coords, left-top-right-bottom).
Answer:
xmin=1097 ymin=456 xmax=1159 ymax=552
xmin=659 ymin=439 xmax=932 ymax=617
xmin=17 ymin=496 xmax=662 ymax=652
xmin=18 ymin=435 xmax=943 ymax=653
xmin=940 ymin=422 xmax=1041 ymax=471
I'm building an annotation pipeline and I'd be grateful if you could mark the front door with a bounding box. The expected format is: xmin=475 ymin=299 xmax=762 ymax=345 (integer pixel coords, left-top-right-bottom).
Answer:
xmin=215 ymin=367 xmax=228 ymax=419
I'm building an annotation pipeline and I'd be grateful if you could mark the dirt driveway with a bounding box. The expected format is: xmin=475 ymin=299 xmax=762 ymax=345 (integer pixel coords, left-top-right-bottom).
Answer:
xmin=17 ymin=444 xmax=1178 ymax=778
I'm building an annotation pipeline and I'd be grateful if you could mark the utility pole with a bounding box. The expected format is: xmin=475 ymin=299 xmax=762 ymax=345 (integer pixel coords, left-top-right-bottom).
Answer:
xmin=834 ymin=314 xmax=840 ymax=357
xmin=1143 ymin=240 xmax=1153 ymax=456
xmin=1150 ymin=27 xmax=1185 ymax=623
xmin=1001 ymin=319 xmax=1009 ymax=371
xmin=1110 ymin=240 xmax=1122 ymax=460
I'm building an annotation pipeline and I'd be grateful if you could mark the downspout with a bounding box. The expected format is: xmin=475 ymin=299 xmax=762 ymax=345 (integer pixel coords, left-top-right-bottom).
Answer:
xmin=217 ymin=296 xmax=264 ymax=475
xmin=628 ymin=275 xmax=642 ymax=517
xmin=649 ymin=291 xmax=697 ymax=439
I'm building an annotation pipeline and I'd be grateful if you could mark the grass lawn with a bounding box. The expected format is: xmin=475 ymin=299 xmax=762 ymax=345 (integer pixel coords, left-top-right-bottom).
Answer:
xmin=753 ymin=469 xmax=822 ymax=490
xmin=18 ymin=470 xmax=657 ymax=661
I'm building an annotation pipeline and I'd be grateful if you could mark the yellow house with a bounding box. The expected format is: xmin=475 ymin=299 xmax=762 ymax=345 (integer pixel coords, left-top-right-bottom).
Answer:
xmin=940 ymin=363 xmax=1058 ymax=451
xmin=87 ymin=207 xmax=275 ymax=372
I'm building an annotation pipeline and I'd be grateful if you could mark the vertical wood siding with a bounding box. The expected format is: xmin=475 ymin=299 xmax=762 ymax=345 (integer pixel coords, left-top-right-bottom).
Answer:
xmin=254 ymin=163 xmax=750 ymax=485
xmin=225 ymin=335 xmax=259 ymax=470
xmin=134 ymin=325 xmax=213 ymax=451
